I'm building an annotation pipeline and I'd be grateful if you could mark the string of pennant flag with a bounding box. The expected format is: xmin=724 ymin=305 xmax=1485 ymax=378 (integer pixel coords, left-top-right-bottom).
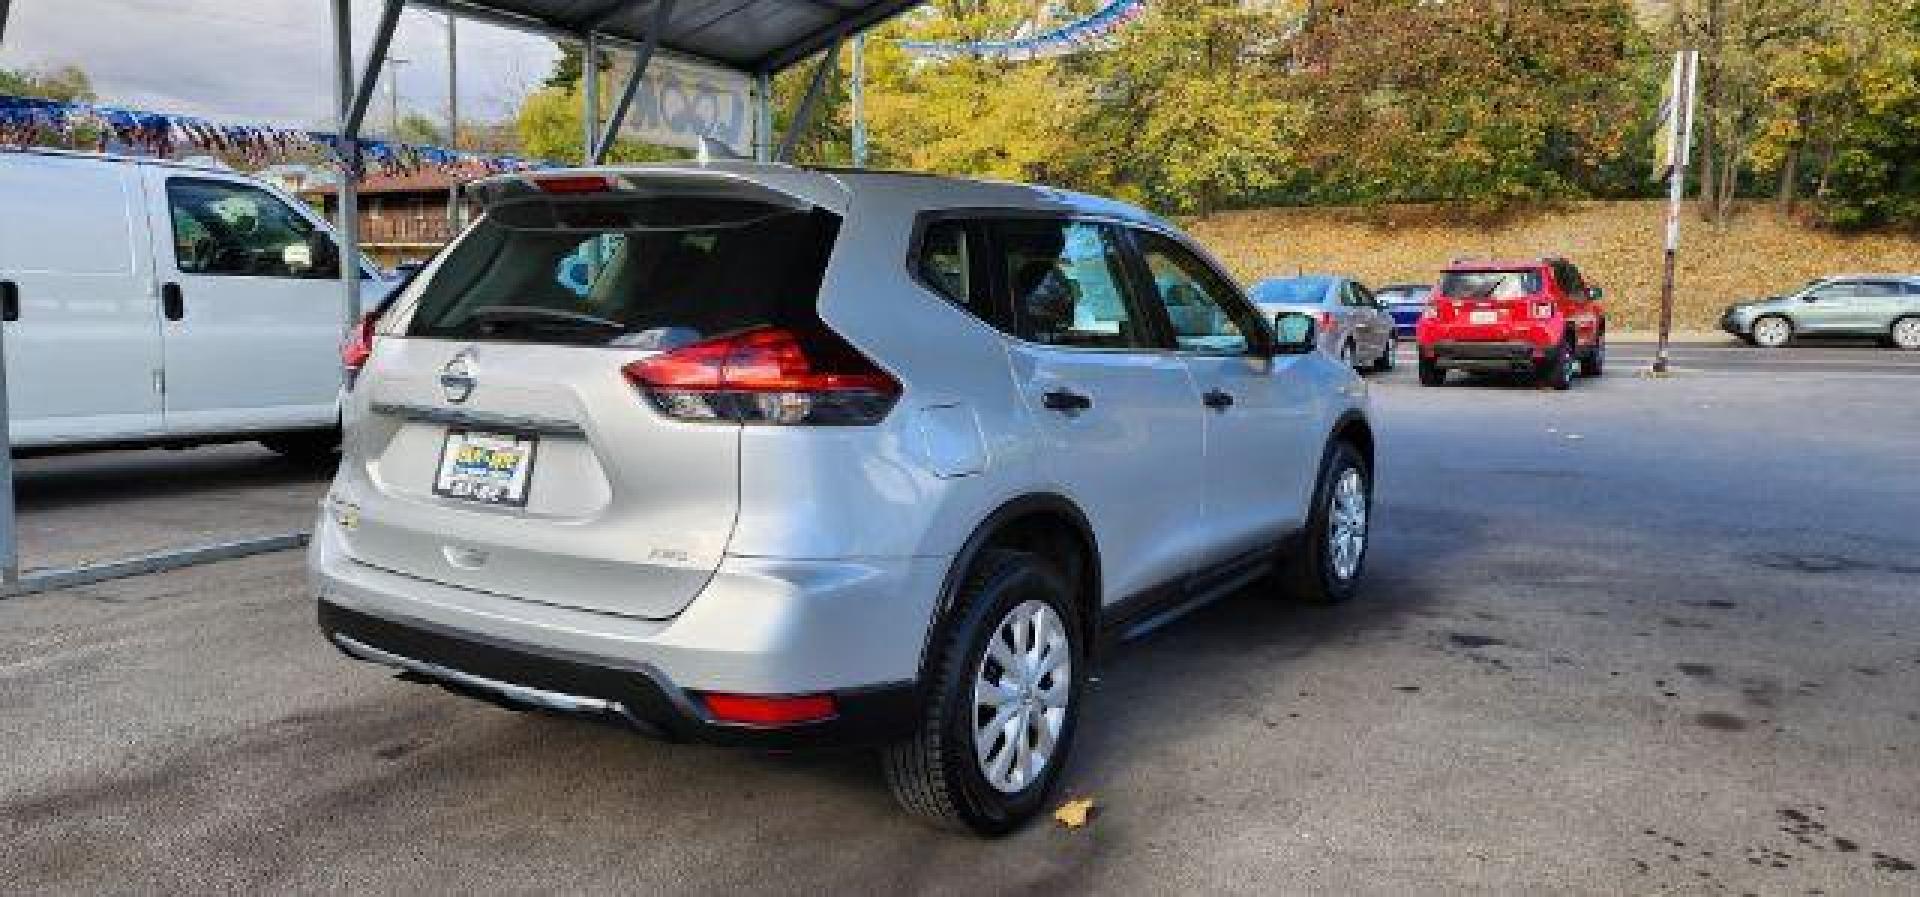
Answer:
xmin=898 ymin=0 xmax=1149 ymax=62
xmin=0 ymin=95 xmax=544 ymax=179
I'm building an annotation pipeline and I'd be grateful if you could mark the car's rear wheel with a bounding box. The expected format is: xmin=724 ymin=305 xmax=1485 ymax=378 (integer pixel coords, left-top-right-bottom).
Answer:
xmin=1372 ymin=332 xmax=1397 ymax=372
xmin=1273 ymin=441 xmax=1370 ymax=605
xmin=1418 ymin=358 xmax=1446 ymax=386
xmin=1580 ymin=333 xmax=1606 ymax=377
xmin=1891 ymin=316 xmax=1920 ymax=351
xmin=1339 ymin=340 xmax=1357 ymax=368
xmin=884 ymin=549 xmax=1083 ymax=835
xmin=1752 ymin=315 xmax=1793 ymax=348
xmin=1541 ymin=339 xmax=1576 ymax=391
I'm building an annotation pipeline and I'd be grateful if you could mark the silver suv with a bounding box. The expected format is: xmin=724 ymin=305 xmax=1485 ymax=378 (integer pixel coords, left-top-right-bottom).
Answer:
xmin=312 ymin=163 xmax=1375 ymax=834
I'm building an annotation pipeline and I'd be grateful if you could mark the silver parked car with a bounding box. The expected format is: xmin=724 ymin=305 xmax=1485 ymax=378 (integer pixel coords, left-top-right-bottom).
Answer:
xmin=1720 ymin=275 xmax=1920 ymax=349
xmin=1248 ymin=275 xmax=1399 ymax=371
xmin=312 ymin=162 xmax=1376 ymax=834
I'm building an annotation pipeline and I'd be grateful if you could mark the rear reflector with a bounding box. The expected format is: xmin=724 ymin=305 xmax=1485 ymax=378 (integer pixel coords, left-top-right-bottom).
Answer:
xmin=702 ymin=692 xmax=837 ymax=726
xmin=622 ymin=326 xmax=900 ymax=425
xmin=341 ymin=312 xmax=379 ymax=387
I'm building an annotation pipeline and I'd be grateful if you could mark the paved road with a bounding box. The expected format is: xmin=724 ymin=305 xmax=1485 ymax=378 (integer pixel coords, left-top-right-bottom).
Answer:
xmin=2 ymin=357 xmax=1917 ymax=894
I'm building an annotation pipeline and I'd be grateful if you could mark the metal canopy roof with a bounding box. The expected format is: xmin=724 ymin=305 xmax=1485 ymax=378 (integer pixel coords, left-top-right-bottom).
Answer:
xmin=417 ymin=0 xmax=925 ymax=73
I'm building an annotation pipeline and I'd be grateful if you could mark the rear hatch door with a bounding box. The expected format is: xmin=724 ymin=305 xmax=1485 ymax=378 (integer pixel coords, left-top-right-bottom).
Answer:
xmin=1432 ymin=269 xmax=1544 ymax=338
xmin=340 ymin=171 xmax=844 ymax=620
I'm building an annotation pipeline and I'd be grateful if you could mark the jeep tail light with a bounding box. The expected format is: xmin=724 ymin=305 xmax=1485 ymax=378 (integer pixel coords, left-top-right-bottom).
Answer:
xmin=622 ymin=326 xmax=901 ymax=425
xmin=1532 ymin=302 xmax=1555 ymax=319
xmin=341 ymin=312 xmax=378 ymax=388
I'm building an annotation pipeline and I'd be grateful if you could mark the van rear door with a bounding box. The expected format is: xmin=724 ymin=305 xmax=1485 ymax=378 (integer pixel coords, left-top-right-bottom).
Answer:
xmin=0 ymin=154 xmax=164 ymax=447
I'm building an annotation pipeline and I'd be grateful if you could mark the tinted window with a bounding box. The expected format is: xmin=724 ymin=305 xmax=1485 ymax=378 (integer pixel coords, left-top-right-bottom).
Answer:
xmin=1855 ymin=281 xmax=1905 ymax=297
xmin=1438 ymin=270 xmax=1543 ymax=299
xmin=1135 ymin=231 xmax=1260 ymax=355
xmin=168 ymin=178 xmax=332 ymax=278
xmin=1805 ymin=282 xmax=1856 ymax=300
xmin=917 ymin=220 xmax=972 ymax=306
xmin=996 ymin=220 xmax=1152 ymax=350
xmin=1377 ymin=286 xmax=1430 ymax=305
xmin=1249 ymin=276 xmax=1336 ymax=304
xmin=406 ymin=200 xmax=839 ymax=347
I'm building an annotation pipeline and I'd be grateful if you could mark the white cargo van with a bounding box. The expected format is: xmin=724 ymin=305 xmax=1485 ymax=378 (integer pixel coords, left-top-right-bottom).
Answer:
xmin=0 ymin=149 xmax=390 ymax=459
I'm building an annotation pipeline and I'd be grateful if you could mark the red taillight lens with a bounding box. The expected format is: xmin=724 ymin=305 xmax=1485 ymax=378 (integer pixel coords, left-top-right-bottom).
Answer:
xmin=701 ymin=692 xmax=837 ymax=726
xmin=530 ymin=174 xmax=615 ymax=194
xmin=1318 ymin=310 xmax=1336 ymax=331
xmin=341 ymin=312 xmax=378 ymax=386
xmin=621 ymin=326 xmax=901 ymax=425
xmin=1532 ymin=302 xmax=1555 ymax=320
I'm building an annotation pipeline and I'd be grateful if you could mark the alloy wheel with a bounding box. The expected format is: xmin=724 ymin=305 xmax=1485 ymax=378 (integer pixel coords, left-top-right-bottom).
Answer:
xmin=973 ymin=600 xmax=1072 ymax=794
xmin=1327 ymin=467 xmax=1369 ymax=581
xmin=1893 ymin=318 xmax=1920 ymax=350
xmin=1754 ymin=317 xmax=1791 ymax=348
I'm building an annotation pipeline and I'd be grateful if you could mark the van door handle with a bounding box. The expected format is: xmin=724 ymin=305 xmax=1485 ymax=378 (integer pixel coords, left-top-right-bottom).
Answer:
xmin=161 ymin=283 xmax=184 ymax=321
xmin=1041 ymin=389 xmax=1092 ymax=411
xmin=1 ymin=281 xmax=17 ymax=322
xmin=1202 ymin=389 xmax=1234 ymax=409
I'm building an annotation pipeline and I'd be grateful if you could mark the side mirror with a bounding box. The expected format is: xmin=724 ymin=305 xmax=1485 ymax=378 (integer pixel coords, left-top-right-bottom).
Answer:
xmin=1272 ymin=311 xmax=1317 ymax=355
xmin=306 ymin=231 xmax=342 ymax=279
xmin=1586 ymin=286 xmax=1604 ymax=301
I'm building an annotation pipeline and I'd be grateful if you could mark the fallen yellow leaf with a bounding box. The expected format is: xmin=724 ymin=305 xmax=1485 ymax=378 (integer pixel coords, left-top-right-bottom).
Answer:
xmin=1054 ymin=796 xmax=1096 ymax=829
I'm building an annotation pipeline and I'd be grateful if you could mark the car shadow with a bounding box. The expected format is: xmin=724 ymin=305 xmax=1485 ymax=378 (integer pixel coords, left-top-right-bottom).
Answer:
xmin=10 ymin=446 xmax=334 ymax=515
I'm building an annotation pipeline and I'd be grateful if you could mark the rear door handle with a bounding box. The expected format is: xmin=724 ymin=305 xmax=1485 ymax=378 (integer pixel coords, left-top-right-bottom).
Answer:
xmin=161 ymin=282 xmax=184 ymax=321
xmin=1202 ymin=389 xmax=1234 ymax=409
xmin=1041 ymin=389 xmax=1092 ymax=412
xmin=1 ymin=281 xmax=16 ymax=322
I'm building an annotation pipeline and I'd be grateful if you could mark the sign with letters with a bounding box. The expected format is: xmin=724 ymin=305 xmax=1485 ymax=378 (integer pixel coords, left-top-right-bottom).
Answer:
xmin=616 ymin=53 xmax=756 ymax=156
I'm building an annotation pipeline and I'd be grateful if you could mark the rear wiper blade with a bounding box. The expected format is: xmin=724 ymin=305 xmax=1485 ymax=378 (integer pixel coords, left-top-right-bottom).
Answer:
xmin=469 ymin=305 xmax=627 ymax=333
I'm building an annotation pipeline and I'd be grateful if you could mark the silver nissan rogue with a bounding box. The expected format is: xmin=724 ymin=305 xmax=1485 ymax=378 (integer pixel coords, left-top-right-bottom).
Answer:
xmin=312 ymin=162 xmax=1375 ymax=834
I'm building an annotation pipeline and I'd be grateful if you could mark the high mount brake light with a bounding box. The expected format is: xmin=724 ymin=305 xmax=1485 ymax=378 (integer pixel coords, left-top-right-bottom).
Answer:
xmin=531 ymin=174 xmax=616 ymax=194
xmin=622 ymin=326 xmax=901 ymax=426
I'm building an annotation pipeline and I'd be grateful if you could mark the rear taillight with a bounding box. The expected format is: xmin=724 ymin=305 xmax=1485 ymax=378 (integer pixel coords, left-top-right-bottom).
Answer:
xmin=1532 ymin=302 xmax=1555 ymax=319
xmin=341 ymin=312 xmax=378 ymax=388
xmin=622 ymin=326 xmax=900 ymax=425
xmin=1319 ymin=310 xmax=1336 ymax=331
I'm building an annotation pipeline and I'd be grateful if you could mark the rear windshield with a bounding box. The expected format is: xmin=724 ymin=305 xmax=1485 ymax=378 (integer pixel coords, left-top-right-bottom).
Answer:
xmin=1377 ymin=286 xmax=1430 ymax=304
xmin=1249 ymin=276 xmax=1336 ymax=303
xmin=404 ymin=197 xmax=839 ymax=348
xmin=1438 ymin=270 xmax=1542 ymax=299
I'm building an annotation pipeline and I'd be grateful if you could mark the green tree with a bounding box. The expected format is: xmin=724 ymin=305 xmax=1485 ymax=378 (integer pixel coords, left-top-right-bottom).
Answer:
xmin=0 ymin=64 xmax=96 ymax=102
xmin=393 ymin=112 xmax=445 ymax=146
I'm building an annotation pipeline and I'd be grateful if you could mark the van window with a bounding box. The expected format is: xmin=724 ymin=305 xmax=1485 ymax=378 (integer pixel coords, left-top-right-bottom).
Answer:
xmin=994 ymin=219 xmax=1152 ymax=350
xmin=0 ymin=157 xmax=136 ymax=275
xmin=167 ymin=179 xmax=332 ymax=279
xmin=405 ymin=199 xmax=840 ymax=348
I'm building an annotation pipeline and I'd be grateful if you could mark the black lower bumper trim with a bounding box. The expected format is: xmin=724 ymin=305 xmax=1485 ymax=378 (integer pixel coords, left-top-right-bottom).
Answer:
xmin=318 ymin=600 xmax=919 ymax=749
xmin=1428 ymin=341 xmax=1546 ymax=371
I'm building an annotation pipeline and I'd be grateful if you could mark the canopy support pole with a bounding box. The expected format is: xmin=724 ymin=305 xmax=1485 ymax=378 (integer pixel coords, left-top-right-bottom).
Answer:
xmin=776 ymin=35 xmax=842 ymax=164
xmin=754 ymin=71 xmax=774 ymax=162
xmin=0 ymin=0 xmax=13 ymax=49
xmin=581 ymin=29 xmax=600 ymax=163
xmin=592 ymin=0 xmax=674 ymax=165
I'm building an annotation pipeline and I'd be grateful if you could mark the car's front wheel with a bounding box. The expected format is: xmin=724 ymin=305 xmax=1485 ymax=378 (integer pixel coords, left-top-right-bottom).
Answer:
xmin=1752 ymin=315 xmax=1793 ymax=348
xmin=1274 ymin=441 xmax=1370 ymax=605
xmin=884 ymin=549 xmax=1084 ymax=835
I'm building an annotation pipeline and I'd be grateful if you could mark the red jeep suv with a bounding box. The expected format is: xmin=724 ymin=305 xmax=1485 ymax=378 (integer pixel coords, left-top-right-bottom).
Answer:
xmin=1415 ymin=257 xmax=1607 ymax=389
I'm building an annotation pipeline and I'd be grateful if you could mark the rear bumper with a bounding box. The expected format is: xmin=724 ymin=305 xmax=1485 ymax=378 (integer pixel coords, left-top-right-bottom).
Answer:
xmin=309 ymin=514 xmax=945 ymax=747
xmin=1422 ymin=340 xmax=1548 ymax=371
xmin=319 ymin=601 xmax=920 ymax=747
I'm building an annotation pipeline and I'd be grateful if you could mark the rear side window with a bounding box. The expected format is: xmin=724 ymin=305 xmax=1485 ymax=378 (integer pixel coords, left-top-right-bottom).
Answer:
xmin=0 ymin=158 xmax=137 ymax=275
xmin=994 ymin=219 xmax=1154 ymax=350
xmin=1439 ymin=269 xmax=1542 ymax=299
xmin=405 ymin=199 xmax=839 ymax=347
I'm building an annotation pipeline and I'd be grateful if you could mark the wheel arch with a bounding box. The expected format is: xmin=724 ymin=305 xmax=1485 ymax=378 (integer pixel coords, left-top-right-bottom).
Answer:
xmin=1330 ymin=409 xmax=1375 ymax=474
xmin=919 ymin=494 xmax=1103 ymax=681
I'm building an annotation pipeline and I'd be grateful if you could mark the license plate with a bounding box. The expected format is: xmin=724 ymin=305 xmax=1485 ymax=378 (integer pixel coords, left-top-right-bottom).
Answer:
xmin=1469 ymin=309 xmax=1499 ymax=324
xmin=433 ymin=430 xmax=537 ymax=507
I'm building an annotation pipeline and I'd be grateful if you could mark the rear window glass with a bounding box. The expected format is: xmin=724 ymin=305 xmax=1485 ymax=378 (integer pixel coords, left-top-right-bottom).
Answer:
xmin=405 ymin=198 xmax=839 ymax=348
xmin=1439 ymin=270 xmax=1542 ymax=299
xmin=1377 ymin=286 xmax=1430 ymax=303
xmin=1249 ymin=277 xmax=1335 ymax=303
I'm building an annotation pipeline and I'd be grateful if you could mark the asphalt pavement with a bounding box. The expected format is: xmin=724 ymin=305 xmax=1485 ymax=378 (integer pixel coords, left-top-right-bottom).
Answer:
xmin=2 ymin=347 xmax=1916 ymax=894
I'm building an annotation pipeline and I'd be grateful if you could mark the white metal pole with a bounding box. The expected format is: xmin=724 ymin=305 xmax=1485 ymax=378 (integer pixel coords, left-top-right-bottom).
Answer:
xmin=755 ymin=71 xmax=774 ymax=163
xmin=0 ymin=292 xmax=16 ymax=586
xmin=332 ymin=0 xmax=363 ymax=337
xmin=1653 ymin=50 xmax=1699 ymax=376
xmin=0 ymin=0 xmax=13 ymax=48
xmin=447 ymin=12 xmax=460 ymax=230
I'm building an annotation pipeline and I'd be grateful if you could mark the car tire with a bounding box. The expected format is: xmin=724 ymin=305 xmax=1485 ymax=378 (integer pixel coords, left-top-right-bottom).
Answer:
xmin=1339 ymin=340 xmax=1357 ymax=368
xmin=260 ymin=431 xmax=340 ymax=466
xmin=1891 ymin=316 xmax=1920 ymax=351
xmin=1372 ymin=333 xmax=1397 ymax=373
xmin=1418 ymin=358 xmax=1446 ymax=386
xmin=1580 ymin=334 xmax=1606 ymax=377
xmin=1751 ymin=315 xmax=1793 ymax=349
xmin=1542 ymin=339 xmax=1576 ymax=391
xmin=1273 ymin=441 xmax=1370 ymax=605
xmin=883 ymin=548 xmax=1084 ymax=836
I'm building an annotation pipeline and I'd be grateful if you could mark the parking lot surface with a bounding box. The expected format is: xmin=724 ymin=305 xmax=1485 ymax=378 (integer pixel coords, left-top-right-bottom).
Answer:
xmin=2 ymin=349 xmax=1917 ymax=894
